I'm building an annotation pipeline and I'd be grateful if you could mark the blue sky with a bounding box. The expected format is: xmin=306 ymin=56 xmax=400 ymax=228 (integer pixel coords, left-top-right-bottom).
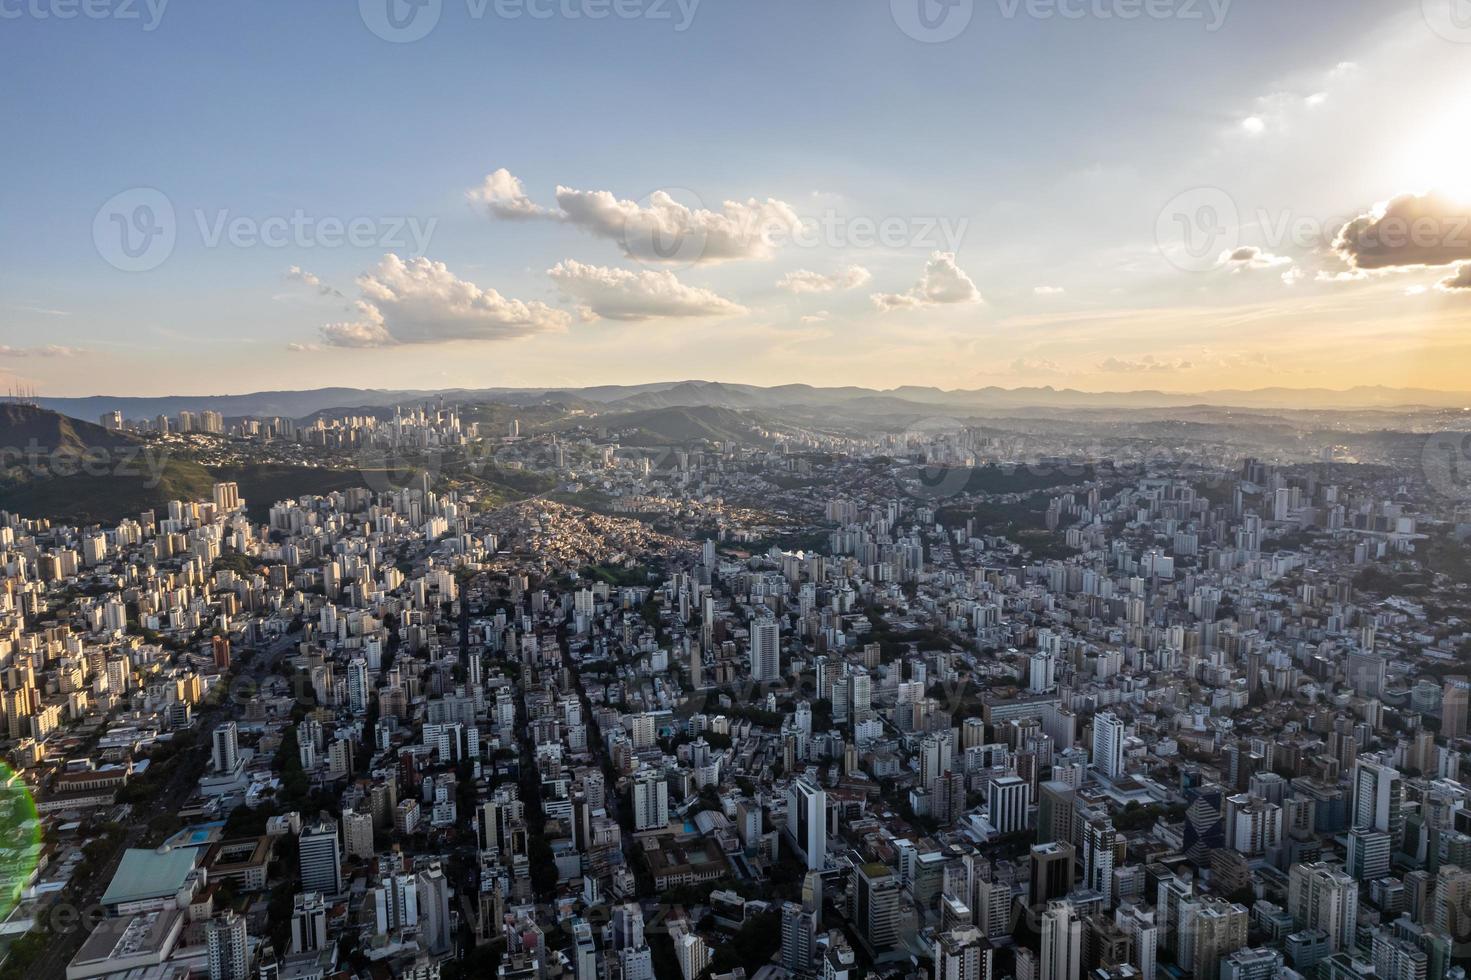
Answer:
xmin=3 ymin=0 xmax=1470 ymax=395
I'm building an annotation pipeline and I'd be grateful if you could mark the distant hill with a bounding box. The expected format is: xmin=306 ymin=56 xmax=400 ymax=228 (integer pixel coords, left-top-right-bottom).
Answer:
xmin=0 ymin=405 xmax=394 ymax=525
xmin=38 ymin=381 xmax=1471 ymax=427
xmin=0 ymin=407 xmax=215 ymax=524
xmin=581 ymin=405 xmax=771 ymax=446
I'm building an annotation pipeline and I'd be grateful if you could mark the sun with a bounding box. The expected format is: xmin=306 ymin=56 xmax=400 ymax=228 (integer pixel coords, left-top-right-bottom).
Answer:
xmin=1395 ymin=98 xmax=1471 ymax=202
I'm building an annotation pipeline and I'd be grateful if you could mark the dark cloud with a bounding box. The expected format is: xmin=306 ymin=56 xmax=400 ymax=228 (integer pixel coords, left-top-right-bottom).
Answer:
xmin=1334 ymin=191 xmax=1471 ymax=270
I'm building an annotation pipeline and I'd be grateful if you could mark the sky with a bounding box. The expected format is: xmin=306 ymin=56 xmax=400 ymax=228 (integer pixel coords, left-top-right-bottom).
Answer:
xmin=3 ymin=0 xmax=1471 ymax=397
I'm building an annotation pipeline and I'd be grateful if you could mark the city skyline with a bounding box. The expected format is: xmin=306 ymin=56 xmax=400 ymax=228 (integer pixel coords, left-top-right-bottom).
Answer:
xmin=4 ymin=1 xmax=1471 ymax=396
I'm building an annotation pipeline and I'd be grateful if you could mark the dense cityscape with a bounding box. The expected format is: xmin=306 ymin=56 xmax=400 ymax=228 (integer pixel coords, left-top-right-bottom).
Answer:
xmin=0 ymin=387 xmax=1467 ymax=980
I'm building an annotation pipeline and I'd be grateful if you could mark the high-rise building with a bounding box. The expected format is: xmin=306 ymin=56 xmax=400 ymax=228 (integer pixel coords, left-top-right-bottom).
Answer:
xmin=207 ymin=910 xmax=250 ymax=980
xmin=342 ymin=808 xmax=375 ymax=861
xmin=786 ymin=778 xmax=827 ymax=871
xmin=416 ymin=864 xmax=452 ymax=955
xmin=1180 ymin=898 xmax=1248 ymax=980
xmin=933 ymin=924 xmax=994 ymax=980
xmin=1041 ymin=900 xmax=1083 ymax=980
xmin=781 ymin=901 xmax=818 ymax=975
xmin=298 ymin=817 xmax=344 ymax=897
xmin=212 ymin=721 xmax=239 ymax=774
xmin=1346 ymin=827 xmax=1392 ymax=881
xmin=1115 ymin=904 xmax=1157 ymax=980
xmin=1030 ymin=843 xmax=1076 ymax=907
xmin=1352 ymin=758 xmax=1405 ymax=846
xmin=988 ymin=774 xmax=1031 ymax=835
xmin=1092 ymin=712 xmax=1125 ymax=780
xmin=1082 ymin=818 xmax=1118 ymax=900
xmin=1037 ymin=780 xmax=1077 ymax=846
xmin=289 ymin=892 xmax=327 ymax=955
xmin=347 ymin=658 xmax=369 ymax=716
xmin=854 ymin=861 xmax=900 ymax=957
xmin=632 ymin=770 xmax=669 ymax=831
xmin=750 ymin=619 xmax=781 ymax=682
xmin=1287 ymin=862 xmax=1358 ymax=952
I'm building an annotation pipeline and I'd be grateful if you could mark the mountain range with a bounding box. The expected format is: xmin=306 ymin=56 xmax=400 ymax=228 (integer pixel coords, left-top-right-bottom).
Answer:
xmin=34 ymin=381 xmax=1471 ymax=424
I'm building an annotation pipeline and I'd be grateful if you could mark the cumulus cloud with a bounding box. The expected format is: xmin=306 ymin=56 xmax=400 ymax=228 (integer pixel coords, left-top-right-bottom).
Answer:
xmin=286 ymin=266 xmax=343 ymax=297
xmin=1098 ymin=355 xmax=1193 ymax=374
xmin=319 ymin=254 xmax=571 ymax=348
xmin=1334 ymin=191 xmax=1471 ymax=270
xmin=555 ymin=187 xmax=800 ymax=264
xmin=777 ymin=266 xmax=871 ymax=294
xmin=1222 ymin=246 xmax=1292 ymax=271
xmin=1012 ymin=357 xmax=1066 ymax=375
xmin=0 ymin=345 xmax=84 ymax=357
xmin=1439 ymin=263 xmax=1471 ymax=292
xmin=547 ymin=260 xmax=746 ymax=321
xmin=470 ymin=169 xmax=801 ymax=264
xmin=872 ymin=252 xmax=982 ymax=312
xmin=467 ymin=168 xmax=552 ymax=220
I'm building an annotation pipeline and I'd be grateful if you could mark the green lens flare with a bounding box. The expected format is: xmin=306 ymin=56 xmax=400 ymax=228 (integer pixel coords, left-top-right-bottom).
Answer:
xmin=0 ymin=764 xmax=41 ymax=922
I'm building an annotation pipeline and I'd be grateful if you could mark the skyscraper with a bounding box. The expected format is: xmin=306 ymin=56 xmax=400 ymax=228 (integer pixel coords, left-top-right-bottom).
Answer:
xmin=1287 ymin=862 xmax=1358 ymax=952
xmin=750 ymin=618 xmax=781 ymax=682
xmin=298 ymin=817 xmax=343 ymax=897
xmin=1352 ymin=758 xmax=1405 ymax=847
xmin=212 ymin=721 xmax=239 ymax=774
xmin=1092 ymin=712 xmax=1125 ymax=780
xmin=854 ymin=862 xmax=900 ymax=957
xmin=1041 ymin=900 xmax=1083 ymax=980
xmin=785 ymin=777 xmax=827 ymax=871
xmin=206 ymin=910 xmax=250 ymax=980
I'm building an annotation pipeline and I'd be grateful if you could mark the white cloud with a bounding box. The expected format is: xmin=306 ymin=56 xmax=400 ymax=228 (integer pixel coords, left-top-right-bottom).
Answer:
xmin=0 ymin=345 xmax=84 ymax=357
xmin=1097 ymin=355 xmax=1193 ymax=374
xmin=872 ymin=252 xmax=982 ymax=312
xmin=777 ymin=266 xmax=871 ymax=294
xmin=1221 ymin=246 xmax=1292 ymax=272
xmin=1033 ymin=286 xmax=1066 ymax=296
xmin=319 ymin=254 xmax=570 ymax=348
xmin=1011 ymin=357 xmax=1066 ymax=375
xmin=470 ymin=170 xmax=802 ymax=265
xmin=547 ymin=260 xmax=747 ymax=321
xmin=468 ymin=168 xmax=552 ymax=220
xmin=800 ymin=311 xmax=831 ymax=324
xmin=1438 ymin=263 xmax=1471 ymax=292
xmin=286 ymin=266 xmax=343 ymax=298
xmin=555 ymin=187 xmax=800 ymax=264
